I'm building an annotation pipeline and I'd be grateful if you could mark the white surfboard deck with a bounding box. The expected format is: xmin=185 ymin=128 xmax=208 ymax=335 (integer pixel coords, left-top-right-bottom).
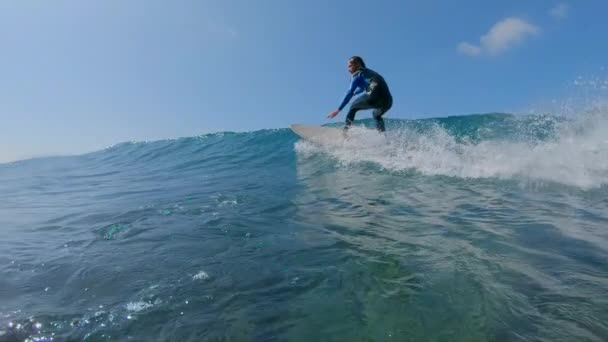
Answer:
xmin=289 ymin=124 xmax=346 ymax=146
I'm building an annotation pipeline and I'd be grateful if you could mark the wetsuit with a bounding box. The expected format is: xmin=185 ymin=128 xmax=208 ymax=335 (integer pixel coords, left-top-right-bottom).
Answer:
xmin=338 ymin=67 xmax=393 ymax=132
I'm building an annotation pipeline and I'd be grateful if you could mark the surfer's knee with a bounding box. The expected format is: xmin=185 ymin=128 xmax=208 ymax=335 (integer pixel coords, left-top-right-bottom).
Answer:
xmin=373 ymin=107 xmax=386 ymax=119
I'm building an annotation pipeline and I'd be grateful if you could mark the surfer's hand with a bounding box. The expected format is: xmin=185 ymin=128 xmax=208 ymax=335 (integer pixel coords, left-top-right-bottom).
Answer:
xmin=327 ymin=109 xmax=340 ymax=118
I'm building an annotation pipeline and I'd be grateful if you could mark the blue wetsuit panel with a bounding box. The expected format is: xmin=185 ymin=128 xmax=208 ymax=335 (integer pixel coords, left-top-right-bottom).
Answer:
xmin=338 ymin=73 xmax=368 ymax=111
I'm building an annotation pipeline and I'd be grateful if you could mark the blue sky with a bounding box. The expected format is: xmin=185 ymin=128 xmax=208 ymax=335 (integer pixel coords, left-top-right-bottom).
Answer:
xmin=1 ymin=1 xmax=607 ymax=162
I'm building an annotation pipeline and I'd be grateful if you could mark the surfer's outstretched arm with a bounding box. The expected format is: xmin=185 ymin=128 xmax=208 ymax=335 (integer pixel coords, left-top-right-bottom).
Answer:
xmin=338 ymin=75 xmax=365 ymax=111
xmin=328 ymin=75 xmax=364 ymax=118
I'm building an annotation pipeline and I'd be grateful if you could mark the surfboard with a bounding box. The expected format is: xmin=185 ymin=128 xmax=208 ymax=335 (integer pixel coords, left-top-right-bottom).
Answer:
xmin=289 ymin=124 xmax=346 ymax=145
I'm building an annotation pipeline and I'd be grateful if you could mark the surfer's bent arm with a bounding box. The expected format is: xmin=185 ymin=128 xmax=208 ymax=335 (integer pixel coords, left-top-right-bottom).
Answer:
xmin=337 ymin=75 xmax=365 ymax=111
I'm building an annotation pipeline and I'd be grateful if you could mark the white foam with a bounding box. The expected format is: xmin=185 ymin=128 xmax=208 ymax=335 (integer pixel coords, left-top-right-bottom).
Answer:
xmin=125 ymin=301 xmax=153 ymax=312
xmin=295 ymin=114 xmax=608 ymax=189
xmin=193 ymin=271 xmax=210 ymax=280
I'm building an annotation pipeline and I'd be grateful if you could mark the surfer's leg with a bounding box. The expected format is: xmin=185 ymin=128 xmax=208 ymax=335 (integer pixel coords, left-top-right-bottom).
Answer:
xmin=372 ymin=96 xmax=392 ymax=132
xmin=372 ymin=109 xmax=386 ymax=132
xmin=345 ymin=95 xmax=374 ymax=130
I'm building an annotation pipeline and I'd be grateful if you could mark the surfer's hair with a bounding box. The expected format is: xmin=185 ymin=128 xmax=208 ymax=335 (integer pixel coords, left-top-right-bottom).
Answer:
xmin=349 ymin=56 xmax=366 ymax=68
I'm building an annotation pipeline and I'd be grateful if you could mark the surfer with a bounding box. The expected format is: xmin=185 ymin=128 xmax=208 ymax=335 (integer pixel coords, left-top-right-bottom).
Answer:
xmin=327 ymin=56 xmax=393 ymax=132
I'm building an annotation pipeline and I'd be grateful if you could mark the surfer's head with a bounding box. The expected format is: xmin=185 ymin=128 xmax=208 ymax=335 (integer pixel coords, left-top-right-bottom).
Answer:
xmin=348 ymin=56 xmax=365 ymax=74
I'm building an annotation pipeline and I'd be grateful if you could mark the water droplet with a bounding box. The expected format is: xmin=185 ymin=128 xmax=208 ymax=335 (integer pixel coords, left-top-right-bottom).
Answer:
xmin=185 ymin=300 xmax=189 ymax=304
xmin=44 ymin=287 xmax=50 ymax=292
xmin=126 ymin=315 xmax=132 ymax=320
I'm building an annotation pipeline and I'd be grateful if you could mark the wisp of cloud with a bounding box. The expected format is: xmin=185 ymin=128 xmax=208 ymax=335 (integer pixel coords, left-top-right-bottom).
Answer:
xmin=458 ymin=17 xmax=540 ymax=57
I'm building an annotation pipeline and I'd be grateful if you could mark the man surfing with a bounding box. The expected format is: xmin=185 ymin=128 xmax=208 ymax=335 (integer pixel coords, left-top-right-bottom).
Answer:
xmin=327 ymin=56 xmax=393 ymax=132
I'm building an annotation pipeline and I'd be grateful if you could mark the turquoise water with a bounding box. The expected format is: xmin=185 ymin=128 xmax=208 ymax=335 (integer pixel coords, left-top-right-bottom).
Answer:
xmin=1 ymin=113 xmax=607 ymax=341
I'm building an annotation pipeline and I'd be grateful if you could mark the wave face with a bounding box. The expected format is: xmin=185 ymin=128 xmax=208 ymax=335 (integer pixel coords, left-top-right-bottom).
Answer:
xmin=1 ymin=112 xmax=607 ymax=341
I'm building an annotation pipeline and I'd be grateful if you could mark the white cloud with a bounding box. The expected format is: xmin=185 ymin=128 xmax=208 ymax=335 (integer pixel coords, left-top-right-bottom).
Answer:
xmin=550 ymin=3 xmax=569 ymax=19
xmin=458 ymin=17 xmax=540 ymax=57
xmin=457 ymin=42 xmax=481 ymax=56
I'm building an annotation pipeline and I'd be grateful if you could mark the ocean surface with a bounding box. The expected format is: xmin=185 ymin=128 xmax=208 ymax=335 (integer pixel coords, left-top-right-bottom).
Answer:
xmin=1 ymin=113 xmax=608 ymax=341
